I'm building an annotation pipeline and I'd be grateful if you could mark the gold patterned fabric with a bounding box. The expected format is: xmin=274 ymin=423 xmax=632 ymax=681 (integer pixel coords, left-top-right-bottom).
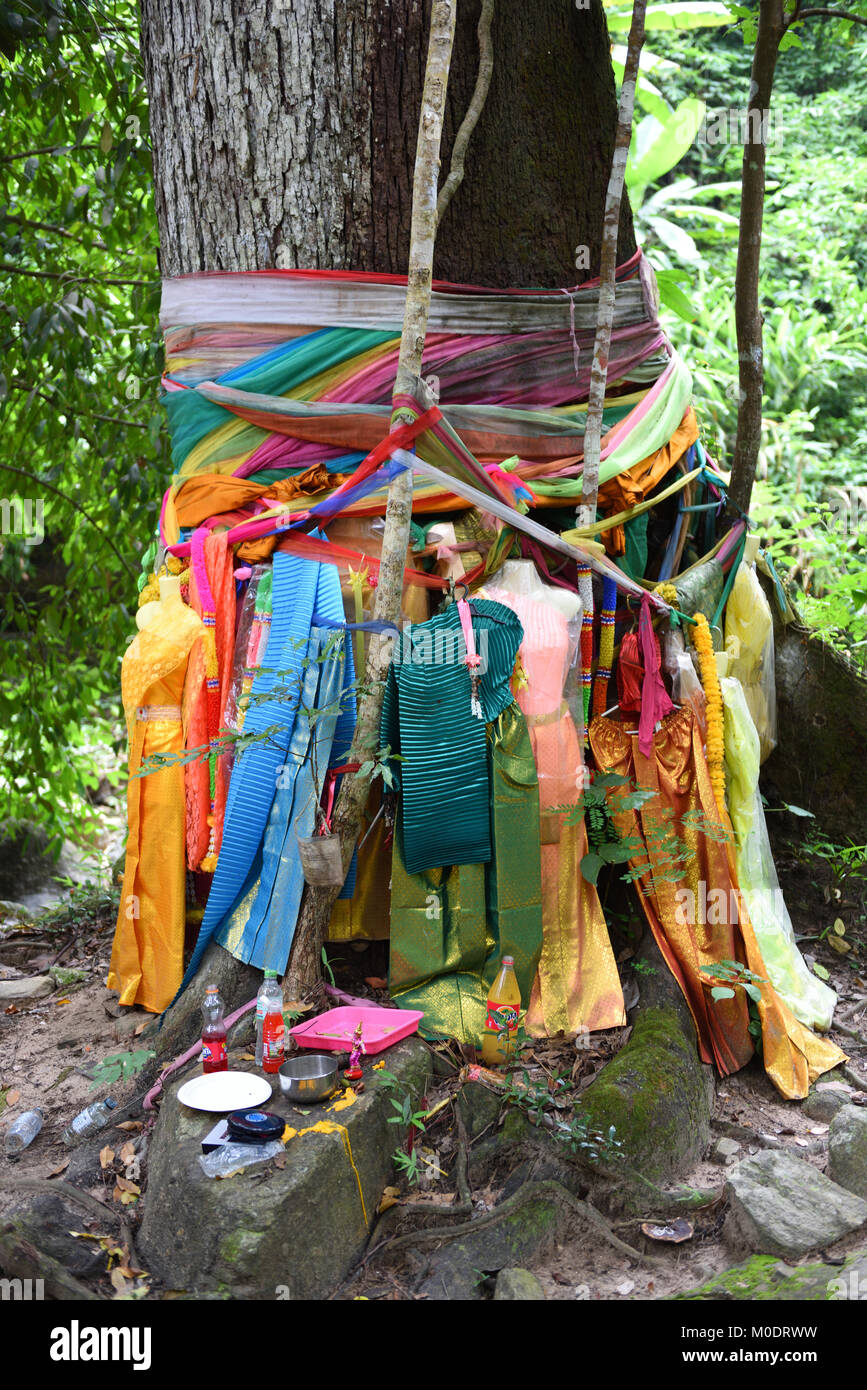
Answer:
xmin=590 ymin=707 xmax=845 ymax=1099
xmin=388 ymin=703 xmax=543 ymax=1046
xmin=107 ymin=595 xmax=204 ymax=1013
xmin=328 ymin=783 xmax=392 ymax=941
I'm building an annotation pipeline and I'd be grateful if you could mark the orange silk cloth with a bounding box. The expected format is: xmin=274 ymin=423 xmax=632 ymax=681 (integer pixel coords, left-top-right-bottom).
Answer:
xmin=108 ymin=597 xmax=204 ymax=1013
xmin=486 ymin=586 xmax=626 ymax=1037
xmin=184 ymin=531 xmax=237 ymax=870
xmin=590 ymin=708 xmax=844 ymax=1099
xmin=170 ymin=465 xmax=338 ymax=563
xmin=595 ymin=409 xmax=699 ymax=555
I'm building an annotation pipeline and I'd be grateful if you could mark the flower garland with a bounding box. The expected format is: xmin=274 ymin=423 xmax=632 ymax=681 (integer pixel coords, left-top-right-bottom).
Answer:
xmin=692 ymin=611 xmax=726 ymax=815
xmin=191 ymin=530 xmax=222 ymax=873
xmin=592 ymin=575 xmax=617 ymax=717
xmin=577 ymin=564 xmax=594 ymax=747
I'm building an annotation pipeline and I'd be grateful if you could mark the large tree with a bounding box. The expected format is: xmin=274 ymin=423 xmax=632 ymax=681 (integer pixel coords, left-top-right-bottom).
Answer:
xmin=141 ymin=0 xmax=636 ymax=1055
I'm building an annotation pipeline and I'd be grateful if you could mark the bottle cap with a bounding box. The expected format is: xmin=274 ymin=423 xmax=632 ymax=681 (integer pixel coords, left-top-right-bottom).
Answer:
xmin=264 ymin=969 xmax=278 ymax=978
xmin=105 ymin=1098 xmax=118 ymax=1110
xmin=502 ymin=955 xmax=514 ymax=966
xmin=205 ymin=985 xmax=219 ymax=993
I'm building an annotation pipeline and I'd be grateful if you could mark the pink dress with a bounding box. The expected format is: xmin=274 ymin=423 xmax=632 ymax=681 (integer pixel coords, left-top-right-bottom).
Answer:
xmin=486 ymin=587 xmax=626 ymax=1035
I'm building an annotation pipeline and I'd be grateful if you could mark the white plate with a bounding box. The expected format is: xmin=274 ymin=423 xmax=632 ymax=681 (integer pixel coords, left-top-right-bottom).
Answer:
xmin=176 ymin=1070 xmax=273 ymax=1113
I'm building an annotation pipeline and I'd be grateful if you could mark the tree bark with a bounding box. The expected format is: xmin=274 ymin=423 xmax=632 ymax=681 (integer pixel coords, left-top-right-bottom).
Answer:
xmin=140 ymin=0 xmax=634 ymax=1047
xmin=142 ymin=0 xmax=634 ymax=285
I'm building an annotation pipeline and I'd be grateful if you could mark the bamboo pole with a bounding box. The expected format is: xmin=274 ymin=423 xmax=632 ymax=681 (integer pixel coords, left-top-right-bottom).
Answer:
xmin=288 ymin=0 xmax=458 ymax=987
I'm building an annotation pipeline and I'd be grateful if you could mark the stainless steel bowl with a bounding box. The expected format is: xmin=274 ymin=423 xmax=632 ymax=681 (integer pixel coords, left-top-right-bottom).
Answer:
xmin=278 ymin=1052 xmax=339 ymax=1104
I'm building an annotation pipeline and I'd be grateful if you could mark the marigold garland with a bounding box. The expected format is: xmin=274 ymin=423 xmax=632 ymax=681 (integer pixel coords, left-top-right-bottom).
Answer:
xmin=655 ymin=581 xmax=678 ymax=608
xmin=692 ymin=611 xmax=726 ymax=815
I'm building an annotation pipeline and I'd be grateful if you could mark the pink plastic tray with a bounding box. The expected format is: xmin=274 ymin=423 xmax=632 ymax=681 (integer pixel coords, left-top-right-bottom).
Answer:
xmin=290 ymin=1005 xmax=423 ymax=1055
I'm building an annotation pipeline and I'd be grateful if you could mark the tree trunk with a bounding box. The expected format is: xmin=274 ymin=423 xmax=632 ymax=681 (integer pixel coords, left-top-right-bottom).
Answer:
xmin=140 ymin=0 xmax=634 ymax=1050
xmin=142 ymin=0 xmax=634 ymax=285
xmin=727 ymin=0 xmax=785 ymax=521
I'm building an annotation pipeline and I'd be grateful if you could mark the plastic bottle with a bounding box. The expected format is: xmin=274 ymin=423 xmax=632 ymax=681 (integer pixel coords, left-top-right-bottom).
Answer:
xmin=255 ymin=970 xmax=283 ymax=1069
xmin=62 ymin=1097 xmax=118 ymax=1147
xmin=258 ymin=971 xmax=285 ymax=1075
xmin=201 ymin=985 xmax=228 ymax=1074
xmin=5 ymin=1108 xmax=43 ymax=1157
xmin=479 ymin=955 xmax=522 ymax=1067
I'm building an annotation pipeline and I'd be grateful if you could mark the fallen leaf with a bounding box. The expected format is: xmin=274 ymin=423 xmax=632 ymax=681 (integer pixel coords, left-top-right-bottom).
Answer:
xmin=6 ymin=1089 xmax=20 ymax=1106
xmin=47 ymin=1159 xmax=70 ymax=1178
xmin=641 ymin=1219 xmax=694 ymax=1244
xmin=115 ymin=1120 xmax=143 ymax=1132
xmin=364 ymin=976 xmax=388 ymax=990
xmin=809 ymin=1124 xmax=830 ymax=1135
xmin=378 ymin=1194 xmax=400 ymax=1213
xmin=55 ymin=997 xmax=70 ymax=1006
xmin=828 ymin=936 xmax=851 ymax=955
xmin=4 ymin=1006 xmax=18 ymax=1015
xmin=115 ymin=1176 xmax=140 ymax=1194
xmin=550 ymin=1271 xmax=572 ymax=1286
xmin=134 ymin=1021 xmax=149 ymax=1036
xmin=273 ymin=1154 xmax=286 ymax=1170
xmin=117 ymin=1190 xmax=138 ymax=1206
xmin=110 ymin=1268 xmax=129 ymax=1294
xmin=833 ymin=918 xmax=847 ymax=937
xmin=99 ymin=1146 xmax=115 ymax=1170
xmin=119 ymin=1141 xmax=136 ymax=1165
xmin=794 ymin=1137 xmax=810 ymax=1147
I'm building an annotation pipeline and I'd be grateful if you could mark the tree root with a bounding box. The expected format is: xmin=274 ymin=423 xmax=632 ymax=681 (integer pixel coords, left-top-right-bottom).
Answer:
xmin=367 ymin=1178 xmax=664 ymax=1267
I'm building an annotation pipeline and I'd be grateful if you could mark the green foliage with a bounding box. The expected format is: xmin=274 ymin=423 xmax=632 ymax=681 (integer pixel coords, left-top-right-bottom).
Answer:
xmin=375 ymin=1066 xmax=430 ymax=1187
xmin=88 ymin=1046 xmax=154 ymax=1089
xmin=0 ymin=0 xmax=162 ymax=843
xmin=500 ymin=1068 xmax=623 ymax=1166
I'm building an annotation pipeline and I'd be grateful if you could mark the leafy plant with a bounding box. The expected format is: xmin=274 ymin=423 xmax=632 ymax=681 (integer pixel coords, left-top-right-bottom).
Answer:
xmin=88 ymin=1047 xmax=154 ymax=1090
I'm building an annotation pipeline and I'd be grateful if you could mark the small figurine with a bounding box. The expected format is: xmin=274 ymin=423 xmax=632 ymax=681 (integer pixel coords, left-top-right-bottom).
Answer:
xmin=344 ymin=1021 xmax=366 ymax=1082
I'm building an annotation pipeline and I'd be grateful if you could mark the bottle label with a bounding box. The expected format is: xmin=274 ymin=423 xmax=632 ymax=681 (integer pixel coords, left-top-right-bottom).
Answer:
xmin=262 ymin=1017 xmax=285 ymax=1059
xmin=202 ymin=1039 xmax=227 ymax=1066
xmin=256 ymin=1000 xmax=267 ymax=1020
xmin=484 ymin=1002 xmax=519 ymax=1035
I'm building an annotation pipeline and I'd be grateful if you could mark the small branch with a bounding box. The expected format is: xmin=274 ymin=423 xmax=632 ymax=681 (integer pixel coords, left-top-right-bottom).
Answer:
xmin=790 ymin=6 xmax=867 ymax=23
xmin=0 ymin=461 xmax=137 ymax=576
xmin=576 ymin=0 xmax=647 ymax=528
xmin=2 ymin=213 xmax=108 ymax=250
xmin=0 ymin=263 xmax=155 ymax=287
xmin=436 ymin=0 xmax=495 ymax=227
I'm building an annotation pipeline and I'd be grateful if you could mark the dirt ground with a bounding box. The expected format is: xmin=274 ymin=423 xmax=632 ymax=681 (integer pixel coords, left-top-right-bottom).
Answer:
xmin=1 ymin=816 xmax=865 ymax=1301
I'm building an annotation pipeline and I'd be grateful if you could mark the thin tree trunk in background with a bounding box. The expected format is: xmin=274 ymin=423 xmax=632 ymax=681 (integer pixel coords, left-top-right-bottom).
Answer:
xmin=288 ymin=0 xmax=457 ymax=988
xmin=728 ymin=0 xmax=785 ymax=522
xmin=576 ymin=0 xmax=647 ymax=530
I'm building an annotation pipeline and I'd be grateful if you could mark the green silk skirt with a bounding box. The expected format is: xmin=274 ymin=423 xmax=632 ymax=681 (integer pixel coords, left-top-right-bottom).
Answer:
xmin=388 ymin=703 xmax=543 ymax=1046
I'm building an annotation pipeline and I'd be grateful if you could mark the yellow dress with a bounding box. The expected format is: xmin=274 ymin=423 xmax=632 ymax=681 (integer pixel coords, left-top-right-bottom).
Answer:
xmin=107 ymin=595 xmax=204 ymax=1013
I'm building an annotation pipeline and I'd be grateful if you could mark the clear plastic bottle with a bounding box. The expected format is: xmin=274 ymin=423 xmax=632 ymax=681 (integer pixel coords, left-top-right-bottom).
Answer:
xmin=62 ymin=1097 xmax=118 ymax=1147
xmin=255 ymin=970 xmax=285 ymax=1074
xmin=5 ymin=1108 xmax=43 ymax=1157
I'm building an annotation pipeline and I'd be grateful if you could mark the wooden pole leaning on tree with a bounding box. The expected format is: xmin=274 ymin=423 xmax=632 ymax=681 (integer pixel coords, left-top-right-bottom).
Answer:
xmin=288 ymin=1 xmax=459 ymax=988
xmin=575 ymin=0 xmax=647 ymax=531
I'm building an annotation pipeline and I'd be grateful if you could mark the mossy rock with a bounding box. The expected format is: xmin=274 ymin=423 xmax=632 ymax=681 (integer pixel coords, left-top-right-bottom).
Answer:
xmin=577 ymin=1006 xmax=711 ymax=1183
xmin=674 ymin=1249 xmax=867 ymax=1301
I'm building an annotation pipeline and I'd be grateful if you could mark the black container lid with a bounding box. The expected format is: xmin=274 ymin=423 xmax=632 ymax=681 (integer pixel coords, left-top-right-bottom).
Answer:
xmin=227 ymin=1108 xmax=284 ymax=1143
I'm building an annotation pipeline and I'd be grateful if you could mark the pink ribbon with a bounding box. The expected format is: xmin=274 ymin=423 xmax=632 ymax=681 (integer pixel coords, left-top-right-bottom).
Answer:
xmin=638 ymin=591 xmax=673 ymax=756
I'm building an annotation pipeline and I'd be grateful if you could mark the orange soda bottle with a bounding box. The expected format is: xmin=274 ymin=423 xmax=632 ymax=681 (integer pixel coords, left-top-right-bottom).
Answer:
xmin=479 ymin=955 xmax=522 ymax=1067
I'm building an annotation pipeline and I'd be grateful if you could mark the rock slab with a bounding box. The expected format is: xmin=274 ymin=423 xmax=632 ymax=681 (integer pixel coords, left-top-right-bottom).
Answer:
xmin=494 ymin=1267 xmax=546 ymax=1300
xmin=0 ymin=975 xmax=53 ymax=1002
xmin=829 ymin=1104 xmax=867 ymax=1200
xmin=138 ymin=1038 xmax=431 ymax=1300
xmin=725 ymin=1150 xmax=867 ymax=1257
